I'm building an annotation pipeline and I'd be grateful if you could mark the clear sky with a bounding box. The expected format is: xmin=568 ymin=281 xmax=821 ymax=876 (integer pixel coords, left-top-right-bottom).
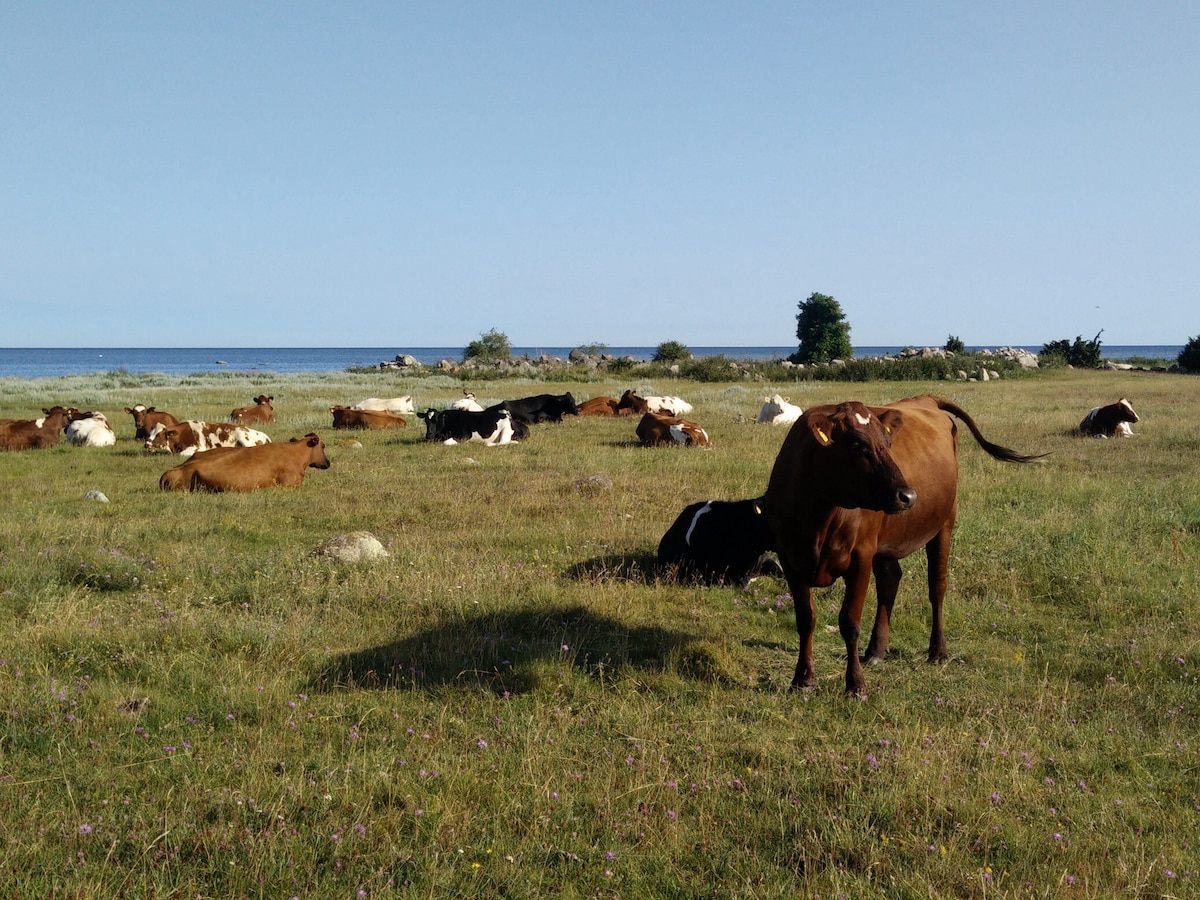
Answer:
xmin=3 ymin=2 xmax=1197 ymax=349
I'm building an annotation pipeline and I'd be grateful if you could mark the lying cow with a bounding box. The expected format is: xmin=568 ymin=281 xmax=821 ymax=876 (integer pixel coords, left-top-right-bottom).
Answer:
xmin=1079 ymin=398 xmax=1138 ymax=438
xmin=636 ymin=412 xmax=711 ymax=447
xmin=757 ymin=394 xmax=802 ymax=426
xmin=416 ymin=406 xmax=527 ymax=445
xmin=231 ymin=395 xmax=275 ymax=425
xmin=577 ymin=396 xmax=625 ymax=416
xmin=125 ymin=404 xmax=181 ymax=440
xmin=496 ymin=392 xmax=579 ymax=424
xmin=453 ymin=391 xmax=485 ymax=412
xmin=331 ymin=405 xmax=407 ymax=429
xmin=351 ymin=396 xmax=415 ymax=415
xmin=658 ymin=497 xmax=780 ymax=585
xmin=764 ymin=395 xmax=1044 ymax=695
xmin=159 ymin=433 xmax=330 ymax=492
xmin=66 ymin=411 xmax=117 ymax=447
xmin=618 ymin=390 xmax=693 ymax=416
xmin=145 ymin=420 xmax=271 ymax=457
xmin=0 ymin=406 xmax=78 ymax=451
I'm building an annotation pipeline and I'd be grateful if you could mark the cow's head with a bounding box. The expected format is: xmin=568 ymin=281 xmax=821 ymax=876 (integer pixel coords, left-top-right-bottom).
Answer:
xmin=253 ymin=395 xmax=274 ymax=406
xmin=144 ymin=423 xmax=179 ymax=452
xmin=1116 ymin=398 xmax=1139 ymax=423
xmin=293 ymin=433 xmax=331 ymax=469
xmin=415 ymin=409 xmax=443 ymax=441
xmin=804 ymin=402 xmax=914 ymax=513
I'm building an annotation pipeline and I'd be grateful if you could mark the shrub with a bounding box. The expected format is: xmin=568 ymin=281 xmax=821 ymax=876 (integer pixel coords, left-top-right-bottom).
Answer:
xmin=944 ymin=335 xmax=966 ymax=354
xmin=1178 ymin=335 xmax=1200 ymax=372
xmin=463 ymin=329 xmax=512 ymax=363
xmin=1040 ymin=331 xmax=1103 ymax=368
xmin=653 ymin=341 xmax=692 ymax=362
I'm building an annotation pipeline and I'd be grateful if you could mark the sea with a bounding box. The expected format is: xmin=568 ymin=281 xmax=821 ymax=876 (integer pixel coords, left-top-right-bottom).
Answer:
xmin=0 ymin=345 xmax=1184 ymax=380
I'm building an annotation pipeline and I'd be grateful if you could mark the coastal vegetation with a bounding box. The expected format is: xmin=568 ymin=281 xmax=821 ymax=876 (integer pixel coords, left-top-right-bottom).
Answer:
xmin=1 ymin=368 xmax=1197 ymax=896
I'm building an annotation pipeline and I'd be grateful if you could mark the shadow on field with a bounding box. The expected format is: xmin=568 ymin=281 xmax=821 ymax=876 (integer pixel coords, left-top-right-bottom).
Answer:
xmin=306 ymin=603 xmax=695 ymax=696
xmin=564 ymin=551 xmax=659 ymax=584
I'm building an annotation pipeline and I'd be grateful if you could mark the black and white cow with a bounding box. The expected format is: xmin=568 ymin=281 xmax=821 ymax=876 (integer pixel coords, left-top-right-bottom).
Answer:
xmin=658 ymin=497 xmax=780 ymax=585
xmin=494 ymin=393 xmax=579 ymax=424
xmin=1079 ymin=398 xmax=1139 ymax=438
xmin=415 ymin=406 xmax=528 ymax=446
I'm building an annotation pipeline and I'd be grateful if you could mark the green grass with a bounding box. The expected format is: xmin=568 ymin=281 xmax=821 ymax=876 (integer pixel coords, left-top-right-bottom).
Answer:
xmin=1 ymin=369 xmax=1198 ymax=896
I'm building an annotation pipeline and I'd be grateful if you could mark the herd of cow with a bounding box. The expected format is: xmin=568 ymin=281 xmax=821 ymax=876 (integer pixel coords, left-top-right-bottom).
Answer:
xmin=1 ymin=389 xmax=1139 ymax=694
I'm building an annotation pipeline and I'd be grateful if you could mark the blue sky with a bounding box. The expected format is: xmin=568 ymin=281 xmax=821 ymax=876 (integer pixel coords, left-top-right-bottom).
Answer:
xmin=3 ymin=2 xmax=1197 ymax=348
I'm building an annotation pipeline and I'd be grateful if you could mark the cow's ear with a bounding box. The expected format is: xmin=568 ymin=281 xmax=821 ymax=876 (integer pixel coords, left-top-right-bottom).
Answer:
xmin=877 ymin=408 xmax=904 ymax=435
xmin=806 ymin=412 xmax=834 ymax=447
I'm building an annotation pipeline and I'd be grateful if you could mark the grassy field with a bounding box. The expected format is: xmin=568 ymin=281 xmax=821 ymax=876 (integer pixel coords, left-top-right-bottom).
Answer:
xmin=1 ymin=368 xmax=1198 ymax=897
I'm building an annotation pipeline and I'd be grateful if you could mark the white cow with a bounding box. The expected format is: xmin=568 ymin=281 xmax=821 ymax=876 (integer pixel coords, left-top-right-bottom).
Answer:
xmin=452 ymin=390 xmax=485 ymax=412
xmin=351 ymin=396 xmax=415 ymax=415
xmin=642 ymin=395 xmax=693 ymax=415
xmin=757 ymin=394 xmax=802 ymax=426
xmin=65 ymin=412 xmax=117 ymax=447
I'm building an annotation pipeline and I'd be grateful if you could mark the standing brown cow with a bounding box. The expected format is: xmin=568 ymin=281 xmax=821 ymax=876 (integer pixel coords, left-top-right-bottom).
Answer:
xmin=159 ymin=432 xmax=329 ymax=492
xmin=764 ymin=395 xmax=1044 ymax=695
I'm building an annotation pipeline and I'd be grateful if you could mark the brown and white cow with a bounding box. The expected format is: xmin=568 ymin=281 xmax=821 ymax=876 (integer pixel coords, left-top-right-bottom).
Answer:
xmin=636 ymin=411 xmax=711 ymax=447
xmin=231 ymin=395 xmax=275 ymax=425
xmin=159 ymin=432 xmax=330 ymax=492
xmin=125 ymin=405 xmax=181 ymax=440
xmin=1079 ymin=398 xmax=1138 ymax=438
xmin=330 ymin=405 xmax=407 ymax=429
xmin=618 ymin=390 xmax=693 ymax=416
xmin=66 ymin=411 xmax=117 ymax=447
xmin=145 ymin=420 xmax=271 ymax=457
xmin=764 ymin=395 xmax=1044 ymax=695
xmin=0 ymin=406 xmax=78 ymax=451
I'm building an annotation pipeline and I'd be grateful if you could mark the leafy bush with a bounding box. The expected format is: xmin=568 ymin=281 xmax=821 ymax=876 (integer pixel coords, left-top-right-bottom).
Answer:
xmin=944 ymin=335 xmax=966 ymax=354
xmin=653 ymin=340 xmax=692 ymax=362
xmin=1178 ymin=335 xmax=1200 ymax=372
xmin=463 ymin=329 xmax=512 ymax=363
xmin=1040 ymin=331 xmax=1103 ymax=368
xmin=679 ymin=355 xmax=742 ymax=382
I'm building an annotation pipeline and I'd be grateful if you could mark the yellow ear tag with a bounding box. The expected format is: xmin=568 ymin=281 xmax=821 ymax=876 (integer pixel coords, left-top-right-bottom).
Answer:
xmin=753 ymin=503 xmax=762 ymax=515
xmin=816 ymin=428 xmax=831 ymax=445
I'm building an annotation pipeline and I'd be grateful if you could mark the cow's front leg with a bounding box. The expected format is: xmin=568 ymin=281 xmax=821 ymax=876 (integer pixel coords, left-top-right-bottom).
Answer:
xmin=864 ymin=556 xmax=902 ymax=664
xmin=839 ymin=557 xmax=874 ymax=695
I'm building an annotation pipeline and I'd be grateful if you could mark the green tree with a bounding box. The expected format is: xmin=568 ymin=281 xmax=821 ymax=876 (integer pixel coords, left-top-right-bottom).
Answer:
xmin=653 ymin=340 xmax=692 ymax=362
xmin=944 ymin=335 xmax=966 ymax=354
xmin=462 ymin=329 xmax=512 ymax=363
xmin=791 ymin=292 xmax=853 ymax=364
xmin=1178 ymin=335 xmax=1200 ymax=372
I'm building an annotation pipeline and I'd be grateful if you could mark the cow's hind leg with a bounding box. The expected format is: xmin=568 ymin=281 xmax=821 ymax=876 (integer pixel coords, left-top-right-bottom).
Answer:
xmin=790 ymin=585 xmax=817 ymax=690
xmin=926 ymin=528 xmax=952 ymax=663
xmin=864 ymin=556 xmax=901 ymax=664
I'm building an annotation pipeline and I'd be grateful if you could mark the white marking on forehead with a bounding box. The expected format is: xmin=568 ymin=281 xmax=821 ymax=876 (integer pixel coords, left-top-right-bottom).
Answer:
xmin=855 ymin=412 xmax=872 ymax=426
xmin=1119 ymin=398 xmax=1136 ymax=415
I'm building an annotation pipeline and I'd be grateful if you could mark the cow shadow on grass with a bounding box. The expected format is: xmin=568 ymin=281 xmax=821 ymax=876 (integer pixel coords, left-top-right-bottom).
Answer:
xmin=306 ymin=603 xmax=695 ymax=696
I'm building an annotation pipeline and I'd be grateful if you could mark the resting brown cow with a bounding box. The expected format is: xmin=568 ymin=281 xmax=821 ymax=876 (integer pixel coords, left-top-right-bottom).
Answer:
xmin=636 ymin=412 xmax=711 ymax=447
xmin=0 ymin=406 xmax=79 ymax=450
xmin=231 ymin=395 xmax=275 ymax=425
xmin=330 ymin=405 xmax=407 ymax=429
xmin=764 ymin=395 xmax=1044 ymax=695
xmin=125 ymin=404 xmax=182 ymax=440
xmin=577 ymin=396 xmax=626 ymax=417
xmin=159 ymin=432 xmax=330 ymax=492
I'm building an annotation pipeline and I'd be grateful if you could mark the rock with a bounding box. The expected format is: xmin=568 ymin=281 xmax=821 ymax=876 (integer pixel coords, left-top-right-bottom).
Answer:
xmin=315 ymin=531 xmax=389 ymax=563
xmin=84 ymin=490 xmax=109 ymax=503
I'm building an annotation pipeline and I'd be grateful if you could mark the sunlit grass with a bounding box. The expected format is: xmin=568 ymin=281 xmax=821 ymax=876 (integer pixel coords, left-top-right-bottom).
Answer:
xmin=1 ymin=368 xmax=1198 ymax=895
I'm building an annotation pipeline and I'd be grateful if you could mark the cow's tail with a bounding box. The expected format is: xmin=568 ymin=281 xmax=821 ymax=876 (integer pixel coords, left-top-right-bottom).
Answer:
xmin=934 ymin=398 xmax=1048 ymax=463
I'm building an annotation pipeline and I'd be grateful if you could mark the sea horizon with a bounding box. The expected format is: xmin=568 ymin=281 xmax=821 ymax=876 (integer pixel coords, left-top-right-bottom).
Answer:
xmin=0 ymin=344 xmax=1184 ymax=380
